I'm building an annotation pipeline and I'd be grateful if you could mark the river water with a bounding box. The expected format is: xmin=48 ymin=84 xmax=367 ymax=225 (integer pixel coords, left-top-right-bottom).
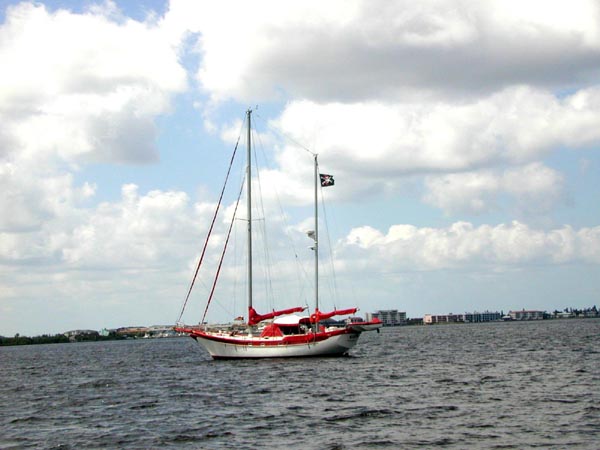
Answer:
xmin=1 ymin=319 xmax=599 ymax=449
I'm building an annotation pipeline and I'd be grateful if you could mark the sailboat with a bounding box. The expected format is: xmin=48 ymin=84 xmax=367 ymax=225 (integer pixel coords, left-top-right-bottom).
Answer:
xmin=175 ymin=109 xmax=381 ymax=359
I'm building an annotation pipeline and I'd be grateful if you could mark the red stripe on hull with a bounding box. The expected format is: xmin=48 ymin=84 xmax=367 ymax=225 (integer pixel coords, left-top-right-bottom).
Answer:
xmin=186 ymin=327 xmax=354 ymax=347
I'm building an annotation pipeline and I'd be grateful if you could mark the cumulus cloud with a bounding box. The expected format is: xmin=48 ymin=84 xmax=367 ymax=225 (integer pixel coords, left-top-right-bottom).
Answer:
xmin=61 ymin=184 xmax=211 ymax=269
xmin=0 ymin=181 xmax=215 ymax=266
xmin=340 ymin=221 xmax=600 ymax=271
xmin=424 ymin=162 xmax=566 ymax=215
xmin=165 ymin=0 xmax=600 ymax=217
xmin=283 ymin=87 xmax=600 ymax=169
xmin=257 ymin=86 xmax=600 ymax=207
xmin=0 ymin=162 xmax=95 ymax=232
xmin=0 ymin=2 xmax=198 ymax=331
xmin=0 ymin=2 xmax=186 ymax=165
xmin=0 ymin=1 xmax=190 ymax=250
xmin=174 ymin=0 xmax=600 ymax=102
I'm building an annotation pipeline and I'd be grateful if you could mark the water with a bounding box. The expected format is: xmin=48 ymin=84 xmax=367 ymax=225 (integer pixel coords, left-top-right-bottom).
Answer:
xmin=1 ymin=319 xmax=599 ymax=449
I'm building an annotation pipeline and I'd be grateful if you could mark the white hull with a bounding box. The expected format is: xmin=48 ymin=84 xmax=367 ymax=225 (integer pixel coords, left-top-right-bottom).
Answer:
xmin=193 ymin=331 xmax=361 ymax=359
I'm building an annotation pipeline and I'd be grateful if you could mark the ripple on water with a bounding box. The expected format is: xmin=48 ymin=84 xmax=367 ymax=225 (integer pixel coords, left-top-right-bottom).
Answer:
xmin=1 ymin=320 xmax=600 ymax=449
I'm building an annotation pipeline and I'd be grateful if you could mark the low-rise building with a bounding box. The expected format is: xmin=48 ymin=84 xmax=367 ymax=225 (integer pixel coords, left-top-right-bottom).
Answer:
xmin=424 ymin=313 xmax=460 ymax=324
xmin=509 ymin=310 xmax=545 ymax=321
xmin=115 ymin=326 xmax=148 ymax=336
xmin=64 ymin=329 xmax=98 ymax=338
xmin=424 ymin=311 xmax=502 ymax=324
xmin=63 ymin=329 xmax=100 ymax=342
xmin=407 ymin=318 xmax=424 ymax=325
xmin=366 ymin=310 xmax=407 ymax=326
xmin=462 ymin=311 xmax=503 ymax=322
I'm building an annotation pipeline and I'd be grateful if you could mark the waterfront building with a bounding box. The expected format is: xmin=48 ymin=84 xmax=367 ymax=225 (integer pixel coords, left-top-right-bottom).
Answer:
xmin=462 ymin=311 xmax=503 ymax=322
xmin=424 ymin=311 xmax=502 ymax=324
xmin=63 ymin=329 xmax=100 ymax=342
xmin=145 ymin=325 xmax=178 ymax=338
xmin=424 ymin=313 xmax=460 ymax=324
xmin=407 ymin=318 xmax=424 ymax=325
xmin=508 ymin=310 xmax=545 ymax=321
xmin=115 ymin=326 xmax=149 ymax=336
xmin=366 ymin=310 xmax=407 ymax=326
xmin=63 ymin=329 xmax=99 ymax=338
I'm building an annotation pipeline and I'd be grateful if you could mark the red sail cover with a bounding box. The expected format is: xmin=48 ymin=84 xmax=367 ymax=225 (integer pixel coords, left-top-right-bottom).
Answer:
xmin=248 ymin=306 xmax=306 ymax=325
xmin=310 ymin=308 xmax=358 ymax=323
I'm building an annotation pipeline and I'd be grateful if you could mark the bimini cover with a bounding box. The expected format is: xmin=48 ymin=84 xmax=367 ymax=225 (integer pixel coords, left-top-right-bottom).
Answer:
xmin=260 ymin=323 xmax=283 ymax=337
xmin=273 ymin=314 xmax=309 ymax=325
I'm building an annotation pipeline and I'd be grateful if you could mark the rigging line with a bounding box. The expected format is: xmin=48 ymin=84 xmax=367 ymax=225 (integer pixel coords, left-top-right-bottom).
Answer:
xmin=314 ymin=154 xmax=340 ymax=309
xmin=320 ymin=184 xmax=340 ymax=309
xmin=231 ymin=211 xmax=239 ymax=319
xmin=176 ymin=117 xmax=244 ymax=325
xmin=253 ymin=116 xmax=312 ymax=303
xmin=207 ymin=217 xmax=243 ymax=322
xmin=252 ymin=127 xmax=277 ymax=310
xmin=206 ymin=291 xmax=237 ymax=320
xmin=253 ymin=111 xmax=316 ymax=156
xmin=201 ymin=173 xmax=246 ymax=325
xmin=321 ymin=183 xmax=360 ymax=308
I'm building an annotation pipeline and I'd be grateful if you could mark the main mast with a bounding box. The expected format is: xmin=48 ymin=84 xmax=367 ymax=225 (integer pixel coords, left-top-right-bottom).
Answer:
xmin=314 ymin=154 xmax=319 ymax=313
xmin=246 ymin=109 xmax=253 ymax=315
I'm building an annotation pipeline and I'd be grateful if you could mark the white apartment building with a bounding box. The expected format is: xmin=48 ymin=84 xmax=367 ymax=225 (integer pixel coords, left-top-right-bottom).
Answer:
xmin=508 ymin=310 xmax=545 ymax=320
xmin=366 ymin=310 xmax=407 ymax=326
xmin=424 ymin=311 xmax=502 ymax=324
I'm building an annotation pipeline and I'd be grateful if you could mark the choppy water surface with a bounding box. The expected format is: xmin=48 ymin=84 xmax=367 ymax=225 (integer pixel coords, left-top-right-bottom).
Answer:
xmin=1 ymin=319 xmax=599 ymax=449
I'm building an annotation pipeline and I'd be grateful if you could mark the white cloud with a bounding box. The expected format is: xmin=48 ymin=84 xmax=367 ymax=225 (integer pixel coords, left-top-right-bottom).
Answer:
xmin=0 ymin=180 xmax=224 ymax=336
xmin=0 ymin=161 xmax=96 ymax=233
xmin=0 ymin=1 xmax=192 ymax=252
xmin=502 ymin=163 xmax=566 ymax=213
xmin=257 ymin=87 xmax=600 ymax=208
xmin=424 ymin=171 xmax=501 ymax=215
xmin=165 ymin=0 xmax=600 ymax=217
xmin=0 ymin=181 xmax=214 ymax=267
xmin=424 ymin=162 xmax=565 ymax=215
xmin=340 ymin=221 xmax=600 ymax=271
xmin=0 ymin=2 xmax=187 ymax=165
xmin=175 ymin=0 xmax=600 ymax=102
xmin=60 ymin=184 xmax=209 ymax=269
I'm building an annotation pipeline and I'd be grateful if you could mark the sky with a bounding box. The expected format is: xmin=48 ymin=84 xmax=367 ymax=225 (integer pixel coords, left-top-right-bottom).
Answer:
xmin=1 ymin=0 xmax=600 ymax=336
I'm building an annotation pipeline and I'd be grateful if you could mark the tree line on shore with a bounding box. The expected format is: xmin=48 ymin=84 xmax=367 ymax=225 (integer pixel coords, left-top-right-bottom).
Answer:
xmin=0 ymin=331 xmax=126 ymax=346
xmin=552 ymin=306 xmax=598 ymax=317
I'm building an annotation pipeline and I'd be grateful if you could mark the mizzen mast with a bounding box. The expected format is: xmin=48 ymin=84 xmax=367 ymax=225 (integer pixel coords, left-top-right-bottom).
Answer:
xmin=246 ymin=109 xmax=253 ymax=317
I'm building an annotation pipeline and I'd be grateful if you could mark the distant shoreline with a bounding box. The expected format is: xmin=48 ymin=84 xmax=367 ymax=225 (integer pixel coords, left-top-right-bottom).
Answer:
xmin=2 ymin=316 xmax=599 ymax=347
xmin=0 ymin=333 xmax=127 ymax=347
